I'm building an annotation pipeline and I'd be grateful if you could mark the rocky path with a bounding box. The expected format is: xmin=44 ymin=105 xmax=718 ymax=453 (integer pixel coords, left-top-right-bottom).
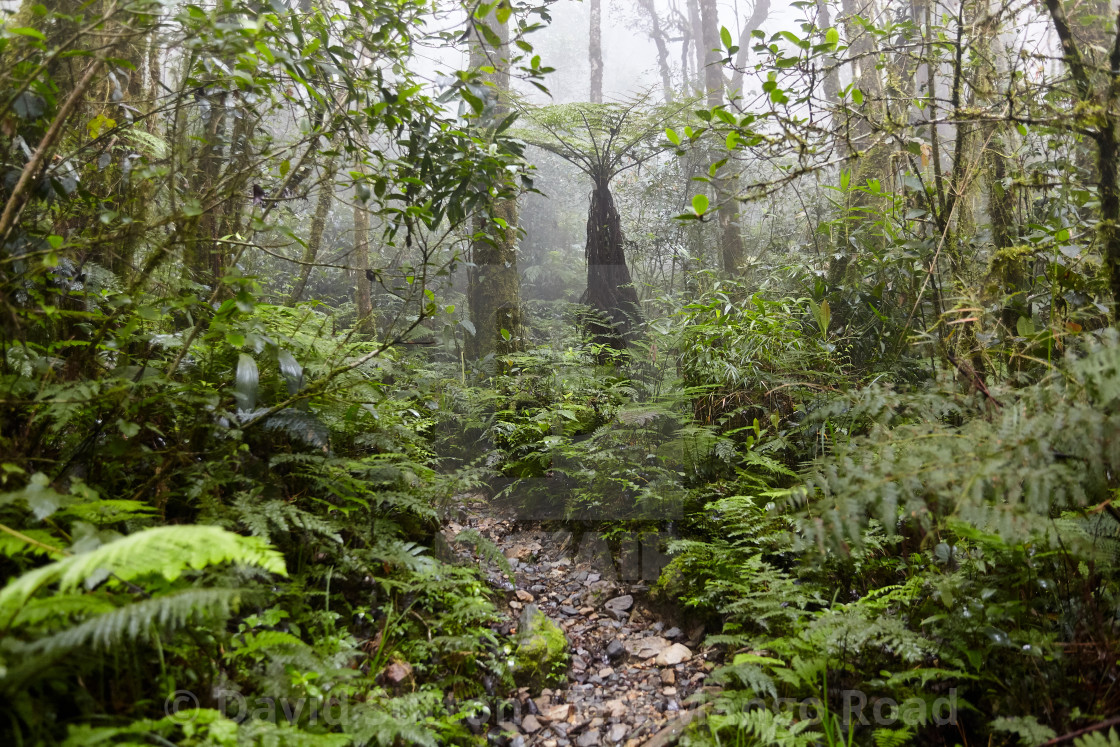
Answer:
xmin=437 ymin=495 xmax=714 ymax=747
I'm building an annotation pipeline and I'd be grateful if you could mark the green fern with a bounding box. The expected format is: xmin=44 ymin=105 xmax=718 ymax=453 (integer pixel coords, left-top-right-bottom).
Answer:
xmin=0 ymin=525 xmax=286 ymax=627
xmin=23 ymin=588 xmax=243 ymax=654
xmin=1075 ymin=728 xmax=1120 ymax=747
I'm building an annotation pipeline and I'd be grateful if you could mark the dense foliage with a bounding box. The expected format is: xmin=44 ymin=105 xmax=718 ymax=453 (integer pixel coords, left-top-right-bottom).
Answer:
xmin=3 ymin=0 xmax=1120 ymax=745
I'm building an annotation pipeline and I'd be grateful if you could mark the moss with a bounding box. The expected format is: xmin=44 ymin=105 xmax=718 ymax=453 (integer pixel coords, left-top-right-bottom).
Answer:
xmin=512 ymin=605 xmax=569 ymax=691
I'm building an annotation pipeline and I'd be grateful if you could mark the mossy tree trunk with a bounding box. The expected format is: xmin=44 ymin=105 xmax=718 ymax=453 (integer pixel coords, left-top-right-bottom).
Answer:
xmin=466 ymin=0 xmax=524 ymax=359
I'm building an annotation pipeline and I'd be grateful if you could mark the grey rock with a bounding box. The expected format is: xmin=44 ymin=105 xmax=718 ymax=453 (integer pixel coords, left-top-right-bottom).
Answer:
xmin=607 ymin=723 xmax=628 ymax=743
xmin=606 ymin=639 xmax=625 ymax=660
xmin=576 ymin=729 xmax=601 ymax=747
xmin=663 ymin=626 xmax=682 ymax=639
xmin=604 ymin=594 xmax=633 ymax=612
xmin=561 ymin=605 xmax=579 ymax=616
xmin=654 ymin=643 xmax=692 ymax=666
xmin=521 ymin=714 xmax=542 ymax=733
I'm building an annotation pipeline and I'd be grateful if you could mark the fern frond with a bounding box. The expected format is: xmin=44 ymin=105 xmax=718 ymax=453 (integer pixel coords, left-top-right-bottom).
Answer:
xmin=0 ymin=525 xmax=285 ymax=627
xmin=24 ymin=588 xmax=242 ymax=654
xmin=1075 ymin=728 xmax=1120 ymax=747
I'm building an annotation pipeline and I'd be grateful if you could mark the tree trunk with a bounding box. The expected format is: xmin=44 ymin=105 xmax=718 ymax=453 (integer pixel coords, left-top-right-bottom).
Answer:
xmin=466 ymin=0 xmax=524 ymax=358
xmin=814 ymin=0 xmax=842 ymax=106
xmin=686 ymin=0 xmax=705 ymax=92
xmin=583 ymin=174 xmax=642 ymax=347
xmin=636 ymin=0 xmax=674 ymax=101
xmin=288 ymin=161 xmax=335 ymax=305
xmin=352 ymin=197 xmax=374 ymax=334
xmin=729 ymin=0 xmax=772 ymax=99
xmin=589 ymin=0 xmax=603 ymax=103
xmin=698 ymin=0 xmax=746 ymax=274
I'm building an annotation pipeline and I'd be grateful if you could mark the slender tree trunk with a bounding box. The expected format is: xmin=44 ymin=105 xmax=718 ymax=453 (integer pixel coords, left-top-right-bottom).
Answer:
xmin=687 ymin=0 xmax=705 ymax=92
xmin=353 ymin=196 xmax=374 ymax=334
xmin=636 ymin=0 xmax=674 ymax=101
xmin=815 ymin=0 xmax=842 ymax=106
xmin=466 ymin=1 xmax=524 ymax=358
xmin=288 ymin=161 xmax=335 ymax=304
xmin=589 ymin=0 xmax=603 ymax=103
xmin=729 ymin=0 xmax=772 ymax=99
xmin=698 ymin=0 xmax=746 ymax=274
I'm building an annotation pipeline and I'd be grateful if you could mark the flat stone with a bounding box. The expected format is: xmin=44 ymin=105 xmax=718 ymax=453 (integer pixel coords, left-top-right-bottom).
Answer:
xmin=604 ymin=594 xmax=633 ymax=612
xmin=516 ymin=589 xmax=534 ymax=602
xmin=663 ymin=627 xmax=682 ymax=639
xmin=660 ymin=668 xmax=676 ymax=685
xmin=541 ymin=704 xmax=572 ymax=722
xmin=522 ymin=714 xmax=542 ymax=733
xmin=626 ymin=636 xmax=670 ymax=659
xmin=561 ymin=605 xmax=580 ymax=616
xmin=607 ymin=723 xmax=628 ymax=743
xmin=576 ymin=729 xmax=601 ymax=747
xmin=654 ymin=643 xmax=693 ymax=666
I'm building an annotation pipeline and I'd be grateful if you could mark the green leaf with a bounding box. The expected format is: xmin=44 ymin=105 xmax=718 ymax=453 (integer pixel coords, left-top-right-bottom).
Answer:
xmin=851 ymin=87 xmax=864 ymax=105
xmin=494 ymin=1 xmax=511 ymax=25
xmin=665 ymin=127 xmax=681 ymax=146
xmin=825 ymin=27 xmax=839 ymax=46
xmin=8 ymin=26 xmax=47 ymax=41
xmin=691 ymin=193 xmax=709 ymax=215
xmin=720 ymin=26 xmax=733 ymax=49
xmin=234 ymin=353 xmax=259 ymax=411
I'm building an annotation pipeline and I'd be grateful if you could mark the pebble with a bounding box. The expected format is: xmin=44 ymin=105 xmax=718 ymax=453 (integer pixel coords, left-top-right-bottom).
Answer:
xmin=607 ymin=723 xmax=628 ymax=742
xmin=606 ymin=639 xmax=626 ymax=660
xmin=522 ymin=715 xmax=542 ymax=733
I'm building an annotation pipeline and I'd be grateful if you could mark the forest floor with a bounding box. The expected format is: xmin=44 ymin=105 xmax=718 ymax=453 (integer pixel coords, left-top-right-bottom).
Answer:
xmin=437 ymin=494 xmax=715 ymax=747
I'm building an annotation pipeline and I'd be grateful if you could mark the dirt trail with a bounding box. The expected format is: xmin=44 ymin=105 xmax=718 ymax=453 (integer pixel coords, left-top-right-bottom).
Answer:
xmin=438 ymin=494 xmax=714 ymax=746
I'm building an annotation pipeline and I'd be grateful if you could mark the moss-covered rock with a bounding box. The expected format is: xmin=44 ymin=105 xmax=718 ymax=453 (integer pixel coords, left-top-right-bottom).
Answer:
xmin=512 ymin=604 xmax=569 ymax=691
